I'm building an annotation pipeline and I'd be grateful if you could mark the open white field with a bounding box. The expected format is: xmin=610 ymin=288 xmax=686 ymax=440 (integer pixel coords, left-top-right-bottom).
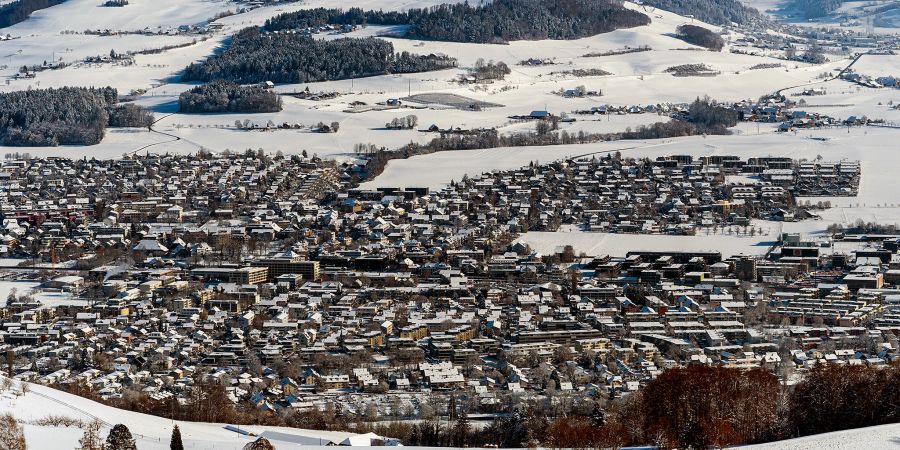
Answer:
xmin=518 ymin=220 xmax=780 ymax=258
xmin=0 ymin=280 xmax=84 ymax=307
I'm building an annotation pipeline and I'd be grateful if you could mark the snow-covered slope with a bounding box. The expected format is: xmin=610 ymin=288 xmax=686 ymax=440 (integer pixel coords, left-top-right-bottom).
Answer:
xmin=743 ymin=423 xmax=900 ymax=450
xmin=0 ymin=380 xmax=372 ymax=449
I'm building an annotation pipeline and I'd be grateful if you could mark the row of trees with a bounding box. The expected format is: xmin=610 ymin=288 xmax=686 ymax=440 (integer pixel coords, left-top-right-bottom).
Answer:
xmin=385 ymin=115 xmax=418 ymax=130
xmin=264 ymin=0 xmax=651 ymax=44
xmin=0 ymin=0 xmax=66 ymax=28
xmin=37 ymin=362 xmax=900 ymax=449
xmin=468 ymin=59 xmax=511 ymax=81
xmin=638 ymin=0 xmax=766 ymax=26
xmin=178 ymin=80 xmax=282 ymax=113
xmin=182 ymin=29 xmax=456 ymax=84
xmin=0 ymin=412 xmax=160 ymax=450
xmin=366 ymin=364 xmax=900 ymax=449
xmin=685 ymin=95 xmax=739 ymax=132
xmin=675 ymin=24 xmax=725 ymax=51
xmin=0 ymin=86 xmax=153 ymax=146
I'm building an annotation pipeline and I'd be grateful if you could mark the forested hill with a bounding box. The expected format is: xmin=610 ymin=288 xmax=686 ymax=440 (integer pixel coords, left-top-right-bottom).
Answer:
xmin=635 ymin=0 xmax=766 ymax=26
xmin=265 ymin=0 xmax=651 ymax=44
xmin=182 ymin=28 xmax=457 ymax=84
xmin=0 ymin=87 xmax=153 ymax=146
xmin=0 ymin=0 xmax=67 ymax=28
xmin=792 ymin=0 xmax=842 ymax=19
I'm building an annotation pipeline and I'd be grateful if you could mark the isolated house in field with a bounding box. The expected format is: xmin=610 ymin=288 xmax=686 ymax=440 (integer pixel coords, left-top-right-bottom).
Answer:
xmin=529 ymin=110 xmax=551 ymax=120
xmin=340 ymin=432 xmax=386 ymax=446
xmin=262 ymin=81 xmax=274 ymax=90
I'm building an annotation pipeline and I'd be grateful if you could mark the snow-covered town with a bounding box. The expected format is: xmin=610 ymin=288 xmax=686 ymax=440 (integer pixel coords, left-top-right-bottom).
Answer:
xmin=0 ymin=0 xmax=899 ymax=449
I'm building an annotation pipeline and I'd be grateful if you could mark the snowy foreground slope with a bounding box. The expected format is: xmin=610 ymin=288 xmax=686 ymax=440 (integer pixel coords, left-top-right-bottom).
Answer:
xmin=0 ymin=380 xmax=374 ymax=449
xmin=743 ymin=423 xmax=900 ymax=450
xmin=3 ymin=380 xmax=899 ymax=449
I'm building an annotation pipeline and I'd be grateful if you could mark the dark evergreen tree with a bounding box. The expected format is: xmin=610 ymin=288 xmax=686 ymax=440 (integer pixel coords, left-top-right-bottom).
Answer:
xmin=170 ymin=424 xmax=184 ymax=450
xmin=105 ymin=424 xmax=137 ymax=450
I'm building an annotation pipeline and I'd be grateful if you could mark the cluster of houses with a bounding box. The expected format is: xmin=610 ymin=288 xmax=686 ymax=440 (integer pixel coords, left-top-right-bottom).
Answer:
xmin=0 ymin=151 xmax=895 ymax=429
xmin=263 ymin=23 xmax=359 ymax=37
xmin=85 ymin=23 xmax=222 ymax=37
xmin=841 ymin=69 xmax=900 ymax=89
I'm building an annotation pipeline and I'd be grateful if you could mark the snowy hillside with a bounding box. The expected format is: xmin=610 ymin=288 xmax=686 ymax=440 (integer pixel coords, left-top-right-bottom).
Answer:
xmin=0 ymin=380 xmax=378 ymax=449
xmin=744 ymin=423 xmax=900 ymax=450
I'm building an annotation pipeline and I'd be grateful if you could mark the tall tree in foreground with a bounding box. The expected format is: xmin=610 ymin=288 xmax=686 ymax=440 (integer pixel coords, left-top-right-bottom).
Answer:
xmin=78 ymin=419 xmax=104 ymax=450
xmin=170 ymin=424 xmax=184 ymax=450
xmin=105 ymin=423 xmax=137 ymax=450
xmin=0 ymin=413 xmax=26 ymax=450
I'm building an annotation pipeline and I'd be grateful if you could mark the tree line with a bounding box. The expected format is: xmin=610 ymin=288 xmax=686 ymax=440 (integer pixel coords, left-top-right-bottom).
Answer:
xmin=182 ymin=28 xmax=456 ymax=84
xmin=179 ymin=80 xmax=282 ymax=113
xmin=40 ymin=362 xmax=900 ymax=449
xmin=0 ymin=86 xmax=153 ymax=146
xmin=468 ymin=59 xmax=511 ymax=81
xmin=637 ymin=0 xmax=766 ymax=26
xmin=375 ymin=363 xmax=900 ymax=449
xmin=675 ymin=24 xmax=725 ymax=51
xmin=0 ymin=0 xmax=66 ymax=28
xmin=264 ymin=0 xmax=651 ymax=44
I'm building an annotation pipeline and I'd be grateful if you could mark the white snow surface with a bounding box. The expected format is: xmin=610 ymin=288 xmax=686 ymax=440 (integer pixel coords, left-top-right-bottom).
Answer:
xmin=742 ymin=423 xmax=900 ymax=450
xmin=0 ymin=380 xmax=380 ymax=449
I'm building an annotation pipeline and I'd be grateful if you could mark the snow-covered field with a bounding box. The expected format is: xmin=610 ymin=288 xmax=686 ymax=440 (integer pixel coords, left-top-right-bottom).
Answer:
xmin=0 ymin=280 xmax=82 ymax=307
